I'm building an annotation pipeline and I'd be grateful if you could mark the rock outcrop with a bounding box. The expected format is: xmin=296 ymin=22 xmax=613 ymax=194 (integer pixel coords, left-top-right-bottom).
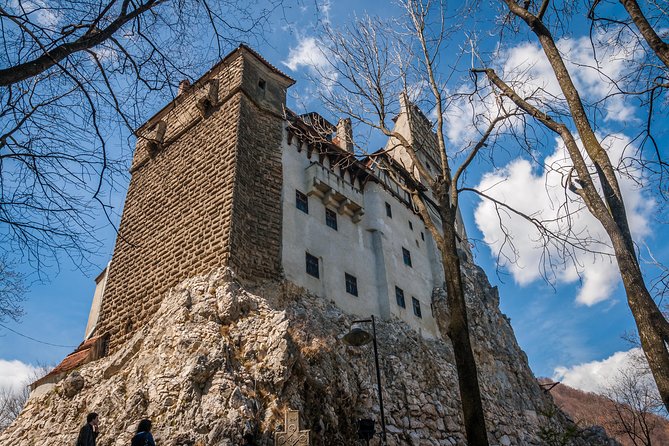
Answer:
xmin=2 ymin=266 xmax=615 ymax=445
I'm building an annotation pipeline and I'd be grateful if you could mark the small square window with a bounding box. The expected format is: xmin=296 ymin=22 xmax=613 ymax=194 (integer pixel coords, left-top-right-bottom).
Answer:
xmin=345 ymin=273 xmax=358 ymax=296
xmin=395 ymin=286 xmax=406 ymax=308
xmin=296 ymin=190 xmax=308 ymax=213
xmin=385 ymin=202 xmax=392 ymax=218
xmin=402 ymin=247 xmax=412 ymax=267
xmin=412 ymin=297 xmax=422 ymax=318
xmin=306 ymin=252 xmax=319 ymax=278
xmin=408 ymin=221 xmax=413 ymax=230
xmin=326 ymin=208 xmax=338 ymax=230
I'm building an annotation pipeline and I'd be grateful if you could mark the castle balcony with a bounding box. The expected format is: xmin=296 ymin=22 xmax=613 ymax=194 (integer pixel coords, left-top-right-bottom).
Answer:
xmin=305 ymin=162 xmax=365 ymax=222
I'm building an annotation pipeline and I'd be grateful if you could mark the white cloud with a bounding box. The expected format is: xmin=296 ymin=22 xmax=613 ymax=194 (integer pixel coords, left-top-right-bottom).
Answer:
xmin=89 ymin=45 xmax=119 ymax=62
xmin=498 ymin=33 xmax=639 ymax=124
xmin=283 ymin=37 xmax=330 ymax=72
xmin=10 ymin=0 xmax=61 ymax=28
xmin=553 ymin=348 xmax=646 ymax=394
xmin=443 ymin=30 xmax=641 ymax=147
xmin=283 ymin=36 xmax=338 ymax=103
xmin=0 ymin=359 xmax=40 ymax=393
xmin=474 ymin=133 xmax=652 ymax=305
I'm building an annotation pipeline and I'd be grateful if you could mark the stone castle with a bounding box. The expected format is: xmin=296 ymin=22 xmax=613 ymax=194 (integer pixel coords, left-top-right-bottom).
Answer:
xmin=9 ymin=45 xmax=617 ymax=446
xmin=85 ymin=44 xmax=471 ymax=351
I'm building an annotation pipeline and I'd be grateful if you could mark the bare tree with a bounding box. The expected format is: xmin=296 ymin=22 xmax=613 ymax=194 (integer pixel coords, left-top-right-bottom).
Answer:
xmin=606 ymin=350 xmax=665 ymax=446
xmin=0 ymin=386 xmax=28 ymax=432
xmin=0 ymin=0 xmax=283 ymax=273
xmin=473 ymin=0 xmax=669 ymax=413
xmin=311 ymin=1 xmax=523 ymax=443
xmin=595 ymin=0 xmax=669 ymax=70
xmin=0 ymin=363 xmax=50 ymax=431
xmin=0 ymin=257 xmax=25 ymax=323
xmin=586 ymin=0 xmax=669 ymax=199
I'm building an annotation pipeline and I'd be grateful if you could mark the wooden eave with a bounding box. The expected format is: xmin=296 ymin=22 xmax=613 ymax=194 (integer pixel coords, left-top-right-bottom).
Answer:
xmin=285 ymin=111 xmax=375 ymax=187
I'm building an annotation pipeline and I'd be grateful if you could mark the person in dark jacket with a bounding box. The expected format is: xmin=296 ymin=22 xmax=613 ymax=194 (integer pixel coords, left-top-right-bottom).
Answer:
xmin=131 ymin=419 xmax=156 ymax=446
xmin=76 ymin=412 xmax=99 ymax=446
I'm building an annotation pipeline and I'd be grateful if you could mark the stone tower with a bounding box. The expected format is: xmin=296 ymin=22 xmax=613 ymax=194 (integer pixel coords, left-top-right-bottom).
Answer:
xmin=94 ymin=46 xmax=294 ymax=352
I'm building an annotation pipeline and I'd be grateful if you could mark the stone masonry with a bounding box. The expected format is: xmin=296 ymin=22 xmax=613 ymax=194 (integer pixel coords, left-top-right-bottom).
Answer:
xmin=95 ymin=46 xmax=294 ymax=352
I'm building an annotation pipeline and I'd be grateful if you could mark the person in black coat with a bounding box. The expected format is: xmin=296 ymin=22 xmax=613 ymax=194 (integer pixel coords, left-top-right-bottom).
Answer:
xmin=76 ymin=412 xmax=99 ymax=446
xmin=131 ymin=419 xmax=156 ymax=446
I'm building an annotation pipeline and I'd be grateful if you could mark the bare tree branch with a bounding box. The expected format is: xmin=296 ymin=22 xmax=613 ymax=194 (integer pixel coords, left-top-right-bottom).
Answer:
xmin=491 ymin=0 xmax=669 ymax=413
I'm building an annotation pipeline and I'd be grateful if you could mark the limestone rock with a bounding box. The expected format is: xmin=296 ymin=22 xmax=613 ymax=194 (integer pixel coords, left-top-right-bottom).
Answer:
xmin=1 ymin=268 xmax=616 ymax=445
xmin=61 ymin=371 xmax=85 ymax=398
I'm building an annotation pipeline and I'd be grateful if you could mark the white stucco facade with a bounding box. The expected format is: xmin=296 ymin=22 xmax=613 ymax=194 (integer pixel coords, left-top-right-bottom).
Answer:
xmin=279 ymin=103 xmax=469 ymax=338
xmin=84 ymin=264 xmax=109 ymax=340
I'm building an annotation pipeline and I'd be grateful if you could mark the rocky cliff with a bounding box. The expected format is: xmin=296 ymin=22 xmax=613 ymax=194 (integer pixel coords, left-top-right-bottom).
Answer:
xmin=1 ymin=264 xmax=615 ymax=445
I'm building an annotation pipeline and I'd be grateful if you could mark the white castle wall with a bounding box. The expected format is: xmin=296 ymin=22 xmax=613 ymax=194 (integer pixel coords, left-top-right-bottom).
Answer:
xmin=280 ymin=124 xmax=443 ymax=338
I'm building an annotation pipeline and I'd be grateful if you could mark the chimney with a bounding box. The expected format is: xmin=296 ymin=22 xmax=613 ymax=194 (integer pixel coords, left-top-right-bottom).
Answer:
xmin=336 ymin=118 xmax=354 ymax=153
xmin=177 ymin=79 xmax=191 ymax=96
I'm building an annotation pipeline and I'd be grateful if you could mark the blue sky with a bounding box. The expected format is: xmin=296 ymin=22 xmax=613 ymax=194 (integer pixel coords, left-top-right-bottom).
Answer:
xmin=1 ymin=0 xmax=664 ymax=396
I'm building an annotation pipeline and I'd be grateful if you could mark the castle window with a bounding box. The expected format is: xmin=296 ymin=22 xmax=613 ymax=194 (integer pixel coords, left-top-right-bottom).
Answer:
xmin=345 ymin=273 xmax=358 ymax=296
xmin=395 ymin=286 xmax=406 ymax=308
xmin=99 ymin=334 xmax=110 ymax=358
xmin=402 ymin=247 xmax=412 ymax=267
xmin=385 ymin=202 xmax=392 ymax=218
xmin=408 ymin=221 xmax=413 ymax=230
xmin=326 ymin=208 xmax=338 ymax=230
xmin=296 ymin=190 xmax=308 ymax=213
xmin=258 ymin=78 xmax=266 ymax=90
xmin=421 ymin=231 xmax=425 ymax=241
xmin=412 ymin=297 xmax=422 ymax=318
xmin=306 ymin=252 xmax=319 ymax=278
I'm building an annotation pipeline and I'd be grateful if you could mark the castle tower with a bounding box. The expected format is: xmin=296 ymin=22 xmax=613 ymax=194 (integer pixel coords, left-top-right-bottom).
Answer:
xmin=383 ymin=93 xmax=442 ymax=186
xmin=94 ymin=46 xmax=294 ymax=352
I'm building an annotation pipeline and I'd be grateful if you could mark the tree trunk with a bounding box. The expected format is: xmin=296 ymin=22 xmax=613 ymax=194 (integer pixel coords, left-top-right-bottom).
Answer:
xmin=609 ymin=229 xmax=669 ymax=412
xmin=438 ymin=200 xmax=490 ymax=446
xmin=499 ymin=0 xmax=669 ymax=413
xmin=619 ymin=0 xmax=669 ymax=70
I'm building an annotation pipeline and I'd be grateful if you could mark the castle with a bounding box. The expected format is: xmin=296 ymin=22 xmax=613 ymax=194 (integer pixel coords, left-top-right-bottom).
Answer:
xmin=83 ymin=44 xmax=471 ymax=351
xmin=35 ymin=45 xmax=470 ymax=387
xmin=16 ymin=45 xmax=596 ymax=446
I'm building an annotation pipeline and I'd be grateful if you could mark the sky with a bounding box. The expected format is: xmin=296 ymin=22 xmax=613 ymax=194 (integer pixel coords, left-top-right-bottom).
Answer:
xmin=1 ymin=0 xmax=666 ymax=400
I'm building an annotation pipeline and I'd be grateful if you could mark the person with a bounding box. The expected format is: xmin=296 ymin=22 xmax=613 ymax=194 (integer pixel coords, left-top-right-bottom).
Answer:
xmin=76 ymin=412 xmax=99 ymax=446
xmin=131 ymin=419 xmax=156 ymax=446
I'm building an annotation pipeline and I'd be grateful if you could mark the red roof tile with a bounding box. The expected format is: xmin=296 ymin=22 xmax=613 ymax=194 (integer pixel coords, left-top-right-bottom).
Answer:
xmin=31 ymin=336 xmax=102 ymax=389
